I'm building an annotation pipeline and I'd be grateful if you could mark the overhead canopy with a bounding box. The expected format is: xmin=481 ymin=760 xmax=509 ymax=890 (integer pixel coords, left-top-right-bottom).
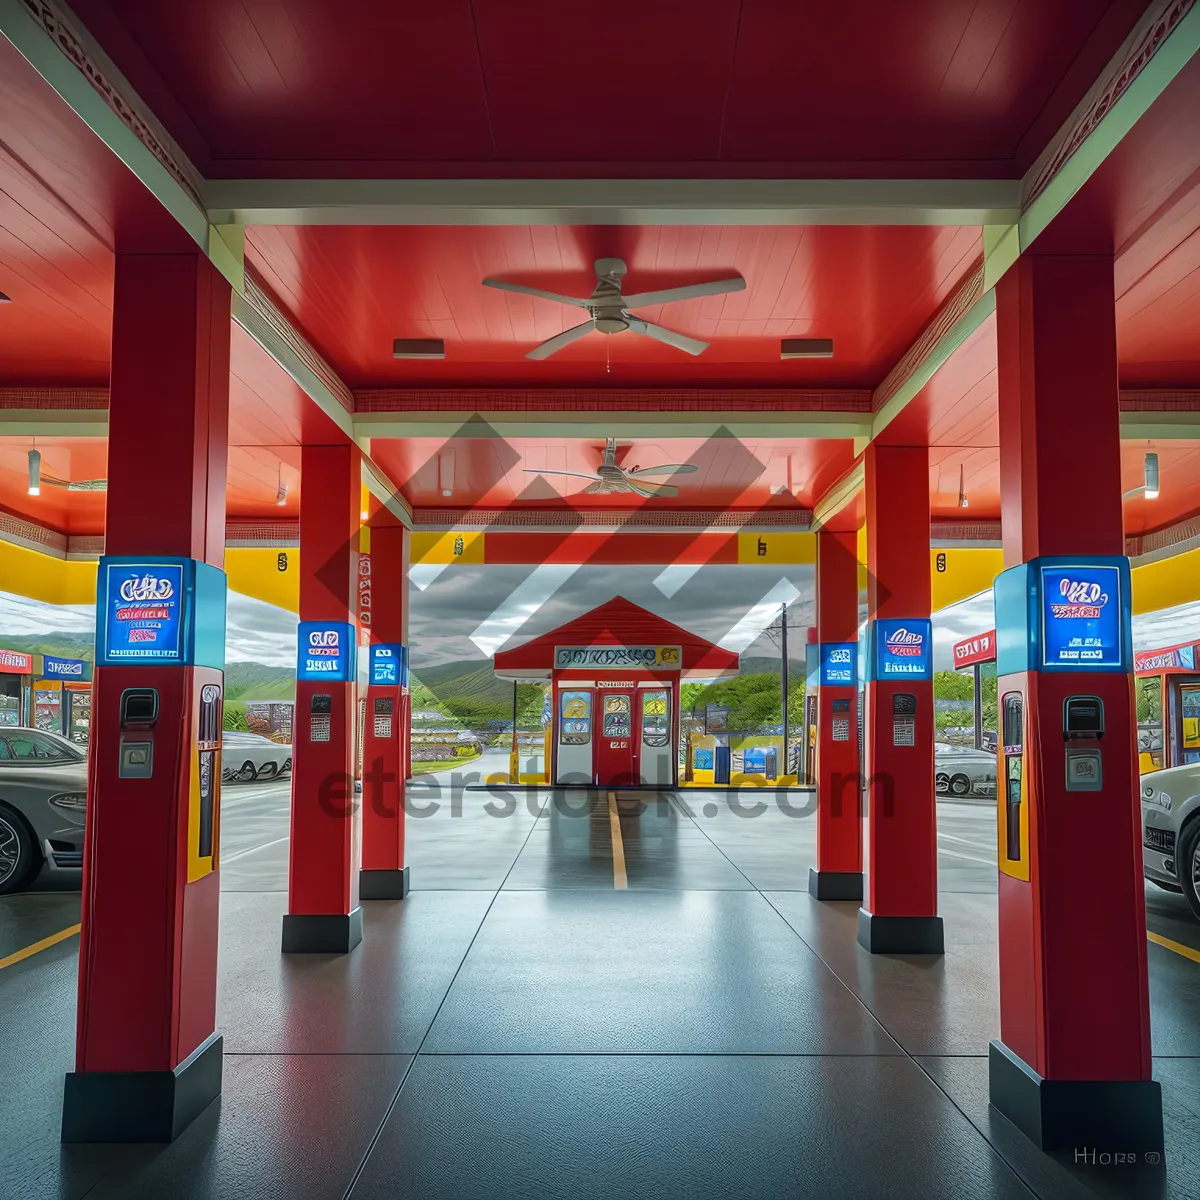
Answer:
xmin=493 ymin=596 xmax=740 ymax=682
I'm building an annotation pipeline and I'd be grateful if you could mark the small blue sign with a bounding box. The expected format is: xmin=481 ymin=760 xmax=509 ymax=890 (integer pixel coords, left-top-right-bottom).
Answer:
xmin=1182 ymin=645 xmax=1196 ymax=671
xmin=42 ymin=655 xmax=86 ymax=680
xmin=297 ymin=622 xmax=356 ymax=682
xmin=1040 ymin=565 xmax=1123 ymax=670
xmin=101 ymin=561 xmax=186 ymax=662
xmin=370 ymin=643 xmax=407 ymax=687
xmin=742 ymin=747 xmax=767 ymax=774
xmin=819 ymin=642 xmax=857 ymax=687
xmin=872 ymin=619 xmax=933 ymax=680
xmin=694 ymin=748 xmax=714 ymax=770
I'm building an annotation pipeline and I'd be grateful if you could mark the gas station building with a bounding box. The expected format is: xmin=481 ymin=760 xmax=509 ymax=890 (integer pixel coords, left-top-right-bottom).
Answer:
xmin=1 ymin=3 xmax=1200 ymax=1197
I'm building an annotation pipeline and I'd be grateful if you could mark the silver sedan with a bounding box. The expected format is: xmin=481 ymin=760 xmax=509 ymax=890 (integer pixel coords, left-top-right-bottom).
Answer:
xmin=221 ymin=730 xmax=293 ymax=784
xmin=934 ymin=744 xmax=997 ymax=797
xmin=0 ymin=727 xmax=87 ymax=895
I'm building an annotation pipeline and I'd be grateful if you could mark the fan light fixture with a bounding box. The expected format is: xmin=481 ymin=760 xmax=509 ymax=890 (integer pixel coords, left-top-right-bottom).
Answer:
xmin=525 ymin=436 xmax=697 ymax=499
xmin=482 ymin=258 xmax=745 ymax=360
xmin=1123 ymin=450 xmax=1160 ymax=500
xmin=957 ymin=464 xmax=968 ymax=509
xmin=27 ymin=448 xmax=40 ymax=496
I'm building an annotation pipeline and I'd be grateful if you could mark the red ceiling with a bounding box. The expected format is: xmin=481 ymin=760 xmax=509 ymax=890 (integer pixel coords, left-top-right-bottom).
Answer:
xmin=71 ymin=0 xmax=1144 ymax=174
xmin=370 ymin=435 xmax=855 ymax=512
xmin=247 ymin=224 xmax=983 ymax=388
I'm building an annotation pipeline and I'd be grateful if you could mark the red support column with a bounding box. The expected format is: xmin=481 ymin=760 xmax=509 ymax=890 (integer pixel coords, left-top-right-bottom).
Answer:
xmin=63 ymin=252 xmax=230 ymax=1142
xmin=360 ymin=523 xmax=411 ymax=899
xmin=808 ymin=530 xmax=863 ymax=900
xmin=283 ymin=443 xmax=363 ymax=953
xmin=858 ymin=444 xmax=943 ymax=953
xmin=989 ymin=254 xmax=1161 ymax=1153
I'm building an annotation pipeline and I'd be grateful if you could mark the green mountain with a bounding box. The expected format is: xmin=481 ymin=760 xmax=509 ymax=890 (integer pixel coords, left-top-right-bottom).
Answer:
xmin=223 ymin=662 xmax=295 ymax=703
xmin=0 ymin=633 xmax=95 ymax=660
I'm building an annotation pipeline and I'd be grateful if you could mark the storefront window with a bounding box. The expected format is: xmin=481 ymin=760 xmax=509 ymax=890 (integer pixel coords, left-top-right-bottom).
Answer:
xmin=1136 ymin=676 xmax=1164 ymax=770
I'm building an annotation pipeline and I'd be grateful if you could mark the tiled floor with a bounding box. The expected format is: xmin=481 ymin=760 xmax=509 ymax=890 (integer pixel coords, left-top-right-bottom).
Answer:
xmin=0 ymin=785 xmax=1197 ymax=1199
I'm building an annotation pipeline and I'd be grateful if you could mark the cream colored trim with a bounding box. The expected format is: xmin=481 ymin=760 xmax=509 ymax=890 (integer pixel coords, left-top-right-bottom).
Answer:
xmin=362 ymin=455 xmax=413 ymax=529
xmin=1118 ymin=409 xmax=1200 ymax=439
xmin=0 ymin=409 xmax=108 ymax=436
xmin=352 ymin=410 xmax=873 ymax=441
xmin=203 ymin=177 xmax=1021 ymax=228
xmin=810 ymin=461 xmax=865 ymax=532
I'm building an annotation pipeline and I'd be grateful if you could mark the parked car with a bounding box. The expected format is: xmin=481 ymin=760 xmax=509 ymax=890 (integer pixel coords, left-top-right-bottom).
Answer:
xmin=0 ymin=727 xmax=87 ymax=895
xmin=221 ymin=730 xmax=292 ymax=784
xmin=1142 ymin=759 xmax=1200 ymax=921
xmin=934 ymin=743 xmax=997 ymax=797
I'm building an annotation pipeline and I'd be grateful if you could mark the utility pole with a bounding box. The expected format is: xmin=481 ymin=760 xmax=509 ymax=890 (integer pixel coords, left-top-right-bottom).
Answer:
xmin=780 ymin=603 xmax=789 ymax=777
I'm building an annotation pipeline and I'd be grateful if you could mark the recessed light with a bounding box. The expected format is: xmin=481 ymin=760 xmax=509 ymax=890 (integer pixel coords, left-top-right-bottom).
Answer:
xmin=393 ymin=338 xmax=445 ymax=359
xmin=781 ymin=338 xmax=834 ymax=359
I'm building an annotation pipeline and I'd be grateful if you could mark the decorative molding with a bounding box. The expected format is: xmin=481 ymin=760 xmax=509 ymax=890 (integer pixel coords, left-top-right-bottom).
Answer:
xmin=872 ymin=262 xmax=986 ymax=416
xmin=0 ymin=509 xmax=68 ymax=555
xmin=930 ymin=521 xmax=1002 ymax=542
xmin=226 ymin=521 xmax=299 ymax=546
xmin=236 ymin=271 xmax=354 ymax=414
xmin=1126 ymin=516 xmax=1200 ymax=560
xmin=1023 ymin=0 xmax=1197 ymax=209
xmin=412 ymin=507 xmax=812 ymax=530
xmin=16 ymin=0 xmax=205 ymax=211
xmin=354 ymin=389 xmax=873 ymax=413
xmin=0 ymin=387 xmax=108 ymax=410
xmin=1119 ymin=391 xmax=1200 ymax=411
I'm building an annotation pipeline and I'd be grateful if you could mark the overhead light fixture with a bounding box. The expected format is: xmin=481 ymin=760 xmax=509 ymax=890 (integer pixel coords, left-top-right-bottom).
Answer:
xmin=27 ymin=448 xmax=40 ymax=496
xmin=275 ymin=464 xmax=288 ymax=506
xmin=781 ymin=338 xmax=834 ymax=359
xmin=957 ymin=463 xmax=968 ymax=509
xmin=1143 ymin=451 xmax=1160 ymax=500
xmin=438 ymin=450 xmax=454 ymax=498
xmin=393 ymin=338 xmax=445 ymax=359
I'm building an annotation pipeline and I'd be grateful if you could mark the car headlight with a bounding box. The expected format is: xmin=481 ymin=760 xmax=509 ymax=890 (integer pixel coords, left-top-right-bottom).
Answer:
xmin=48 ymin=792 xmax=87 ymax=812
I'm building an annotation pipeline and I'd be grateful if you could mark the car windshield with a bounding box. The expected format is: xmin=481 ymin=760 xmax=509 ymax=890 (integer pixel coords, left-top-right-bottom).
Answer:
xmin=0 ymin=729 xmax=86 ymax=762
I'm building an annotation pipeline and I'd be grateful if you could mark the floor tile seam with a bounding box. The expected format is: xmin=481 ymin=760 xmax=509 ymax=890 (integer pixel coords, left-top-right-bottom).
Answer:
xmin=663 ymin=791 xmax=765 ymax=893
xmin=407 ymin=1050 xmax=916 ymax=1058
xmin=340 ymin=789 xmax=551 ymax=1200
xmin=756 ymin=892 xmax=913 ymax=1056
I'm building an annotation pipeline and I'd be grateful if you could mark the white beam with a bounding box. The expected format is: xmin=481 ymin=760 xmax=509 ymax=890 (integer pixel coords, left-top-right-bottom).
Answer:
xmin=203 ymin=178 xmax=1021 ymax=228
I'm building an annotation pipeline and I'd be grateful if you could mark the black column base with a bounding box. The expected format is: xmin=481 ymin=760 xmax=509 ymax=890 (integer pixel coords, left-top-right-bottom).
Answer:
xmin=808 ymin=868 xmax=863 ymax=901
xmin=360 ymin=866 xmax=410 ymax=900
xmin=281 ymin=906 xmax=363 ymax=954
xmin=62 ymin=1032 xmax=222 ymax=1143
xmin=988 ymin=1040 xmax=1164 ymax=1155
xmin=856 ymin=907 xmax=944 ymax=954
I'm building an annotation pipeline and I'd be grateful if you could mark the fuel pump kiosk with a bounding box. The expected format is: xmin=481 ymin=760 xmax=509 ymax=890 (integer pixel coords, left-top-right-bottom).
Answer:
xmin=990 ymin=556 xmax=1160 ymax=1153
xmin=360 ymin=642 xmax=410 ymax=898
xmin=64 ymin=555 xmax=227 ymax=1142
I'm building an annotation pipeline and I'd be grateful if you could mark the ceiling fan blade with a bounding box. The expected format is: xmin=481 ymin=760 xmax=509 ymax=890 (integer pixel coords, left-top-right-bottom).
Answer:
xmin=522 ymin=469 xmax=605 ymax=480
xmin=526 ymin=320 xmax=595 ymax=360
xmin=621 ymin=277 xmax=746 ymax=307
xmin=482 ymin=279 xmax=591 ymax=308
xmin=626 ymin=318 xmax=709 ymax=356
xmin=626 ymin=463 xmax=699 ymax=477
xmin=584 ymin=479 xmax=608 ymax=494
xmin=626 ymin=480 xmax=680 ymax=499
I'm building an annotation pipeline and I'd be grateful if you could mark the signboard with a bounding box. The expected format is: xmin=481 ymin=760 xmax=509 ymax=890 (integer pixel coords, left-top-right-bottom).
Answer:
xmin=1039 ymin=566 xmax=1123 ymax=670
xmin=819 ymin=642 xmax=857 ymax=687
xmin=42 ymin=655 xmax=85 ymax=680
xmin=952 ymin=631 xmax=995 ymax=669
xmin=370 ymin=643 xmax=407 ymax=687
xmin=101 ymin=561 xmax=186 ymax=662
xmin=832 ymin=718 xmax=850 ymax=742
xmin=1134 ymin=643 xmax=1198 ymax=674
xmin=0 ymin=648 xmax=33 ymax=674
xmin=554 ymin=645 xmax=682 ymax=670
xmin=873 ymin=619 xmax=933 ymax=680
xmin=297 ymin=622 xmax=356 ymax=682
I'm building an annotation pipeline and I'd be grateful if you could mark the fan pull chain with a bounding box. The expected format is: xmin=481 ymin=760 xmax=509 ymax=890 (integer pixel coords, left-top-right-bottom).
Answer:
xmin=606 ymin=339 xmax=610 ymax=374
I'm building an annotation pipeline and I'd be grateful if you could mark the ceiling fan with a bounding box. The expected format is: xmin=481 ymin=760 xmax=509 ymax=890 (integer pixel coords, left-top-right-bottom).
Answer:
xmin=526 ymin=437 xmax=697 ymax=499
xmin=483 ymin=257 xmax=745 ymax=360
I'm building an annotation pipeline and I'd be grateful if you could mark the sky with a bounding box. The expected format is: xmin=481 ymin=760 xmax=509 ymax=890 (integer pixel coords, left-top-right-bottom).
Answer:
xmin=1 ymin=569 xmax=1198 ymax=675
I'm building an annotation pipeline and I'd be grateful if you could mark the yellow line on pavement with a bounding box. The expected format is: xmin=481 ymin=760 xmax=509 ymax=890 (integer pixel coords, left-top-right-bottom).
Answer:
xmin=0 ymin=923 xmax=81 ymax=970
xmin=607 ymin=791 xmax=627 ymax=890
xmin=1147 ymin=930 xmax=1200 ymax=964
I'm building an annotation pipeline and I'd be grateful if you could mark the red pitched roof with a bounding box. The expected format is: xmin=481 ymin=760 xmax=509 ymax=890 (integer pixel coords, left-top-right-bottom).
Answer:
xmin=493 ymin=596 xmax=740 ymax=679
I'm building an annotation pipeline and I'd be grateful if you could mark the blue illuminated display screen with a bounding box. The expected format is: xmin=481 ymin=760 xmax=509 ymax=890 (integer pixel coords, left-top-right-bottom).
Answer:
xmin=370 ymin=643 xmax=406 ymax=687
xmin=819 ymin=642 xmax=857 ymax=687
xmin=1040 ymin=565 xmax=1123 ymax=670
xmin=874 ymin=619 xmax=933 ymax=680
xmin=102 ymin=562 xmax=186 ymax=662
xmin=297 ymin=622 xmax=355 ymax=682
